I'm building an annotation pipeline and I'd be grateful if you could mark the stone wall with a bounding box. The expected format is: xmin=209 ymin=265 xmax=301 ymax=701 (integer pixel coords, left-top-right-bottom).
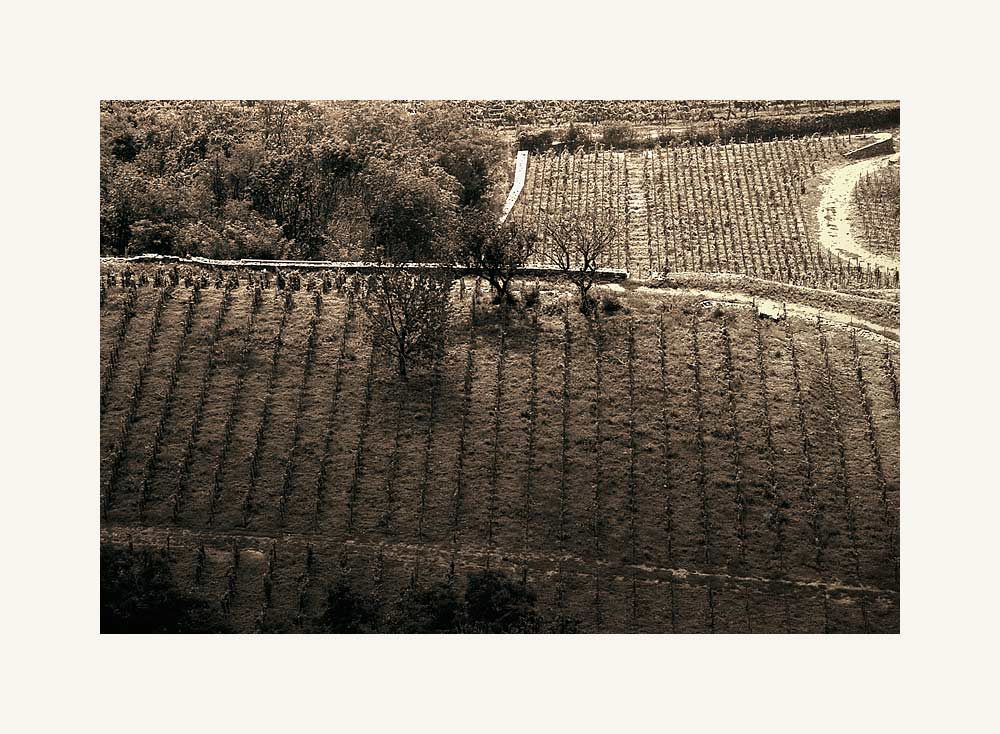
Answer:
xmin=101 ymin=254 xmax=631 ymax=282
xmin=846 ymin=133 xmax=896 ymax=159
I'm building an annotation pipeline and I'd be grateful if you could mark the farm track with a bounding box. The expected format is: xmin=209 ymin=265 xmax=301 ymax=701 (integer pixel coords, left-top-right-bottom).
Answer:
xmin=631 ymin=284 xmax=899 ymax=345
xmin=626 ymin=154 xmax=648 ymax=277
xmin=650 ymin=271 xmax=899 ymax=308
xmin=101 ymin=524 xmax=898 ymax=597
xmin=818 ymin=153 xmax=900 ymax=271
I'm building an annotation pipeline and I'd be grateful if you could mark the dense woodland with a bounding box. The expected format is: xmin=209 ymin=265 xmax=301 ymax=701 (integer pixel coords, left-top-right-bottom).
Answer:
xmin=100 ymin=101 xmax=509 ymax=261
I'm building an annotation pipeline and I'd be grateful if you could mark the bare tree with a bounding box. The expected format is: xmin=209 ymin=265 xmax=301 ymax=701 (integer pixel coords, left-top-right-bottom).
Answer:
xmin=358 ymin=268 xmax=452 ymax=379
xmin=544 ymin=212 xmax=616 ymax=312
xmin=459 ymin=212 xmax=536 ymax=307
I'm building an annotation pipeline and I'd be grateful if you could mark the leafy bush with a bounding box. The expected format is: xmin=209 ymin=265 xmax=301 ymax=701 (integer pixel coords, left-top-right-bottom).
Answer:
xmin=561 ymin=123 xmax=591 ymax=153
xmin=522 ymin=282 xmax=541 ymax=309
xmin=601 ymin=291 xmax=626 ymax=315
xmin=464 ymin=570 xmax=540 ymax=633
xmin=601 ymin=122 xmax=636 ymax=149
xmin=312 ymin=577 xmax=382 ymax=633
xmin=393 ymin=581 xmax=463 ymax=633
xmin=517 ymin=129 xmax=556 ymax=153
xmin=101 ymin=544 xmax=229 ymax=633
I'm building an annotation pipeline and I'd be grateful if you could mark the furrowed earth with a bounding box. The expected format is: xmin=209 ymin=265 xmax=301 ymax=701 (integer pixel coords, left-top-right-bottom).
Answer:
xmin=100 ymin=262 xmax=899 ymax=632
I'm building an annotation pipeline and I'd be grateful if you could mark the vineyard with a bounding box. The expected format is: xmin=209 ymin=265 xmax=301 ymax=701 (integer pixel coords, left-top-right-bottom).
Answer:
xmin=100 ymin=265 xmax=899 ymax=632
xmin=851 ymin=162 xmax=900 ymax=257
xmin=509 ymin=132 xmax=900 ymax=287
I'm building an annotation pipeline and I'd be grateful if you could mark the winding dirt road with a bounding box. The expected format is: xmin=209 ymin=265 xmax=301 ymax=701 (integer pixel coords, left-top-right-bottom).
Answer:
xmin=606 ymin=283 xmax=899 ymax=346
xmin=693 ymin=290 xmax=898 ymax=345
xmin=818 ymin=152 xmax=900 ymax=271
xmin=499 ymin=150 xmax=528 ymax=224
xmin=100 ymin=524 xmax=898 ymax=597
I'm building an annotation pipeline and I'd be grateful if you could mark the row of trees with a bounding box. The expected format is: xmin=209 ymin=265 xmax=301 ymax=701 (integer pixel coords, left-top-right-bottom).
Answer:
xmin=358 ymin=207 xmax=616 ymax=379
xmin=100 ymin=198 xmax=614 ymax=387
xmin=515 ymin=105 xmax=899 ymax=151
xmin=409 ymin=99 xmax=884 ymax=129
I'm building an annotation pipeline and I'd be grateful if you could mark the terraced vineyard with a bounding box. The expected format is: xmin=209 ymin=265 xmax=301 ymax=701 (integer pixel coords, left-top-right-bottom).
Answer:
xmin=510 ymin=133 xmax=900 ymax=287
xmin=100 ymin=265 xmax=899 ymax=632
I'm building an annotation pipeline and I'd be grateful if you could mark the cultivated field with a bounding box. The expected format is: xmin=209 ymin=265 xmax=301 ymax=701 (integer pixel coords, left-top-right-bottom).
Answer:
xmin=851 ymin=162 xmax=901 ymax=257
xmin=100 ymin=266 xmax=899 ymax=632
xmin=511 ymin=133 xmax=900 ymax=286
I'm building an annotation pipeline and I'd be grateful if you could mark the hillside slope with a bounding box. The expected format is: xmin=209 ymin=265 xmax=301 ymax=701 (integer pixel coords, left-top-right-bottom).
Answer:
xmin=100 ymin=264 xmax=899 ymax=632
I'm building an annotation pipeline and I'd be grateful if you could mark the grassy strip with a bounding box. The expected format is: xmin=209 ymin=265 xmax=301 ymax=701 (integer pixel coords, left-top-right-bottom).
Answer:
xmin=169 ymin=285 xmax=247 ymax=521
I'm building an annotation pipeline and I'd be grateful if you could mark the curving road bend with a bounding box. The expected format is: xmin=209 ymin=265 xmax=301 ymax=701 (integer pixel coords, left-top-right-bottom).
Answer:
xmin=817 ymin=152 xmax=900 ymax=272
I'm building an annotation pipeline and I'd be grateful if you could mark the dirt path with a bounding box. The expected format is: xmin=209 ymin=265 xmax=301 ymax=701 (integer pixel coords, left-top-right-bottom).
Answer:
xmin=625 ymin=152 xmax=651 ymax=278
xmin=499 ymin=150 xmax=528 ymax=224
xmin=818 ymin=153 xmax=900 ymax=271
xmin=101 ymin=524 xmax=898 ymax=597
xmin=623 ymin=284 xmax=899 ymax=346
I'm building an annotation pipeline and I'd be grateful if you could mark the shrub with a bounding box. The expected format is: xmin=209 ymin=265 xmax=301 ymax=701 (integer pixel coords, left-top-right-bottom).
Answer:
xmin=522 ymin=282 xmax=541 ymax=310
xmin=313 ymin=577 xmax=382 ymax=633
xmin=561 ymin=123 xmax=591 ymax=153
xmin=101 ymin=545 xmax=229 ymax=633
xmin=463 ymin=570 xmax=540 ymax=633
xmin=517 ymin=129 xmax=556 ymax=153
xmin=601 ymin=291 xmax=625 ymax=315
xmin=393 ymin=581 xmax=463 ymax=633
xmin=601 ymin=122 xmax=636 ymax=149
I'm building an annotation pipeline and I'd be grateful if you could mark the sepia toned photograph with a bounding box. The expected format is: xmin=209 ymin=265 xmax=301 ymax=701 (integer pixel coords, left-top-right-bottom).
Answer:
xmin=99 ymin=100 xmax=900 ymax=633
xmin=12 ymin=1 xmax=1000 ymax=730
